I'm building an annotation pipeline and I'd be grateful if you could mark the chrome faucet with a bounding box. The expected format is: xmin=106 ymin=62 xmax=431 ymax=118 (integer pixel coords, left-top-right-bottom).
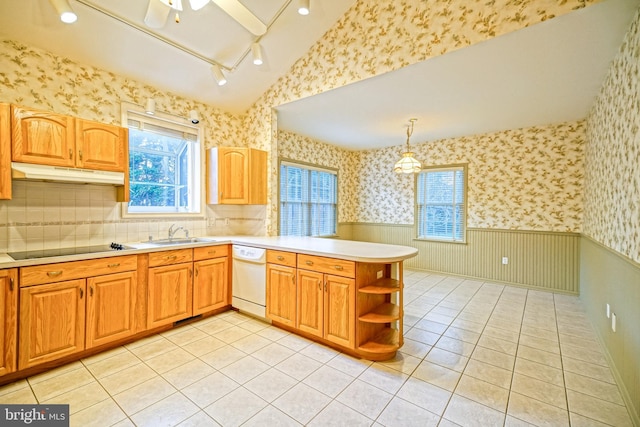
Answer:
xmin=168 ymin=223 xmax=186 ymax=241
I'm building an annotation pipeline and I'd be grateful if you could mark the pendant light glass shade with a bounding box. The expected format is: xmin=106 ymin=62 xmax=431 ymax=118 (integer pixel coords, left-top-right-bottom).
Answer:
xmin=394 ymin=152 xmax=421 ymax=173
xmin=394 ymin=118 xmax=422 ymax=174
xmin=298 ymin=0 xmax=310 ymax=15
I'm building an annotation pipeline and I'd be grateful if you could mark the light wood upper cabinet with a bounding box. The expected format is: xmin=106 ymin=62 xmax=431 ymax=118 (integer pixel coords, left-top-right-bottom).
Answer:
xmin=11 ymin=105 xmax=128 ymax=173
xmin=11 ymin=105 xmax=75 ymax=167
xmin=19 ymin=279 xmax=86 ymax=370
xmin=0 ymin=269 xmax=18 ymax=377
xmin=266 ymin=263 xmax=297 ymax=326
xmin=207 ymin=147 xmax=267 ymax=205
xmin=0 ymin=103 xmax=11 ymax=200
xmin=193 ymin=257 xmax=228 ymax=315
xmin=86 ymin=271 xmax=137 ymax=349
xmin=76 ymin=119 xmax=128 ymax=172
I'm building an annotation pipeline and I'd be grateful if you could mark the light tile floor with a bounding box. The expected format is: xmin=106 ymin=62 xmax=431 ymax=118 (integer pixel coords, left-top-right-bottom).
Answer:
xmin=0 ymin=270 xmax=635 ymax=426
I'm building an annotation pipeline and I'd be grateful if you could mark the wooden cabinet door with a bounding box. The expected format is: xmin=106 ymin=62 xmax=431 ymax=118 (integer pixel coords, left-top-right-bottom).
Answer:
xmin=219 ymin=147 xmax=249 ymax=204
xmin=86 ymin=271 xmax=137 ymax=349
xmin=76 ymin=119 xmax=128 ymax=172
xmin=193 ymin=257 xmax=228 ymax=315
xmin=0 ymin=269 xmax=18 ymax=376
xmin=324 ymin=274 xmax=355 ymax=348
xmin=296 ymin=269 xmax=323 ymax=338
xmin=0 ymin=103 xmax=11 ymax=200
xmin=266 ymin=264 xmax=297 ymax=326
xmin=11 ymin=105 xmax=75 ymax=167
xmin=147 ymin=263 xmax=192 ymax=328
xmin=19 ymin=279 xmax=86 ymax=369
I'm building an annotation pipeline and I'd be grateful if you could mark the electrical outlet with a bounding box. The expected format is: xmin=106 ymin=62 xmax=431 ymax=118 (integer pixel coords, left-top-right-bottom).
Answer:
xmin=606 ymin=303 xmax=610 ymax=318
xmin=502 ymin=257 xmax=509 ymax=265
xmin=376 ymin=270 xmax=383 ymax=279
xmin=612 ymin=313 xmax=617 ymax=332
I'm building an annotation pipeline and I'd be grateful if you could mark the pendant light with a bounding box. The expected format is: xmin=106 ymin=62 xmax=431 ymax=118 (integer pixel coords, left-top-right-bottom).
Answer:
xmin=298 ymin=0 xmax=310 ymax=15
xmin=211 ymin=65 xmax=227 ymax=86
xmin=393 ymin=118 xmax=422 ymax=174
xmin=49 ymin=0 xmax=78 ymax=24
xmin=251 ymin=42 xmax=263 ymax=65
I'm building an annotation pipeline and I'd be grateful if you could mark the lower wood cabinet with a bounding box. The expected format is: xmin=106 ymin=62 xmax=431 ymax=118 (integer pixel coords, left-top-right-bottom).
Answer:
xmin=266 ymin=263 xmax=297 ymax=326
xmin=147 ymin=263 xmax=193 ymax=329
xmin=0 ymin=269 xmax=18 ymax=376
xmin=19 ymin=279 xmax=86 ymax=369
xmin=18 ymin=257 xmax=139 ymax=370
xmin=297 ymin=269 xmax=355 ymax=349
xmin=86 ymin=271 xmax=138 ymax=348
xmin=193 ymin=245 xmax=230 ymax=315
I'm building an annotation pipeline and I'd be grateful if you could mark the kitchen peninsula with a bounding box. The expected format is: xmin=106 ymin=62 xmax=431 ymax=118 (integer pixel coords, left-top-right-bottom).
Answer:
xmin=0 ymin=236 xmax=417 ymax=385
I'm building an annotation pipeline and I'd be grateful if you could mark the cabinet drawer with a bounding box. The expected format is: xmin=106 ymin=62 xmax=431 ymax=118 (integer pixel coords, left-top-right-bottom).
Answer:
xmin=297 ymin=254 xmax=355 ymax=278
xmin=20 ymin=255 xmax=138 ymax=286
xmin=267 ymin=250 xmax=296 ymax=267
xmin=193 ymin=245 xmax=229 ymax=261
xmin=148 ymin=249 xmax=193 ymax=267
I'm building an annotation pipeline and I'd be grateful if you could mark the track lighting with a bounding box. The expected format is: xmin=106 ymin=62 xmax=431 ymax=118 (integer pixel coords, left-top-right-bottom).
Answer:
xmin=189 ymin=0 xmax=210 ymax=10
xmin=49 ymin=0 xmax=78 ymax=24
xmin=298 ymin=0 xmax=310 ymax=16
xmin=145 ymin=98 xmax=156 ymax=115
xmin=189 ymin=110 xmax=199 ymax=124
xmin=211 ymin=65 xmax=227 ymax=86
xmin=251 ymin=42 xmax=263 ymax=66
xmin=159 ymin=0 xmax=183 ymax=10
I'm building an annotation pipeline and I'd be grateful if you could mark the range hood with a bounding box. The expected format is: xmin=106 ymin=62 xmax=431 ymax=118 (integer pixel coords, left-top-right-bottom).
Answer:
xmin=11 ymin=162 xmax=125 ymax=185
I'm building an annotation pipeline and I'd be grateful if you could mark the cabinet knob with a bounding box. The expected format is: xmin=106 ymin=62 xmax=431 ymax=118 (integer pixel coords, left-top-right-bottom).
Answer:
xmin=89 ymin=286 xmax=94 ymax=297
xmin=305 ymin=260 xmax=313 ymax=266
xmin=78 ymin=150 xmax=83 ymax=161
xmin=317 ymin=279 xmax=321 ymax=291
xmin=9 ymin=277 xmax=14 ymax=291
xmin=79 ymin=288 xmax=84 ymax=299
xmin=277 ymin=256 xmax=284 ymax=261
xmin=69 ymin=148 xmax=73 ymax=159
xmin=334 ymin=265 xmax=343 ymax=271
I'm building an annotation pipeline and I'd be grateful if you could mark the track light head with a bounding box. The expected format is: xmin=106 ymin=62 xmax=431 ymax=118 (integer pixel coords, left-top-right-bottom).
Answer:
xmin=145 ymin=98 xmax=156 ymax=115
xmin=49 ymin=0 xmax=78 ymax=24
xmin=298 ymin=0 xmax=310 ymax=16
xmin=189 ymin=110 xmax=199 ymax=124
xmin=211 ymin=65 xmax=227 ymax=86
xmin=251 ymin=43 xmax=263 ymax=66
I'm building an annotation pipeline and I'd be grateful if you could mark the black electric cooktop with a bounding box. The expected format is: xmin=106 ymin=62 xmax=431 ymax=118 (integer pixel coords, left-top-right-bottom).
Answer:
xmin=8 ymin=243 xmax=128 ymax=260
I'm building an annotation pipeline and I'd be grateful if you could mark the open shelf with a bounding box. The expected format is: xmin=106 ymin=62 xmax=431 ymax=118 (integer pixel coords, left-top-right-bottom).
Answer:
xmin=359 ymin=303 xmax=399 ymax=323
xmin=358 ymin=327 xmax=399 ymax=355
xmin=359 ymin=278 xmax=401 ymax=294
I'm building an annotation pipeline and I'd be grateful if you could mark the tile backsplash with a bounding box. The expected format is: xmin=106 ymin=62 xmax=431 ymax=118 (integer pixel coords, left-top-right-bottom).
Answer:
xmin=0 ymin=181 xmax=265 ymax=253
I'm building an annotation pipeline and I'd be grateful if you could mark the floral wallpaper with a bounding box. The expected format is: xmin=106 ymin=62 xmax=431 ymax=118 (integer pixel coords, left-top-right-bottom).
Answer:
xmin=238 ymin=0 xmax=598 ymax=234
xmin=277 ymin=131 xmax=358 ymax=223
xmin=280 ymin=122 xmax=586 ymax=232
xmin=0 ymin=40 xmax=241 ymax=150
xmin=584 ymin=8 xmax=640 ymax=264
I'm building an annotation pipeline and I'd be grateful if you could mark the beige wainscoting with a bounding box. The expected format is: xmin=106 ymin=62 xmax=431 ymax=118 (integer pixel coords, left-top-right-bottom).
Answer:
xmin=579 ymin=235 xmax=640 ymax=425
xmin=338 ymin=224 xmax=580 ymax=294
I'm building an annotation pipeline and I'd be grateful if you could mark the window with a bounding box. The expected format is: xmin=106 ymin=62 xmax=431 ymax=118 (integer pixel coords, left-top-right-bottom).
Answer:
xmin=280 ymin=161 xmax=337 ymax=236
xmin=122 ymin=106 xmax=203 ymax=217
xmin=416 ymin=165 xmax=466 ymax=242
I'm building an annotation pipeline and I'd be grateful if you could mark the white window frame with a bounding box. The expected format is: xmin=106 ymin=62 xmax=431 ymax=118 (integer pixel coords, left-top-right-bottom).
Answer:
xmin=415 ymin=164 xmax=467 ymax=243
xmin=121 ymin=102 xmax=205 ymax=218
xmin=279 ymin=159 xmax=338 ymax=237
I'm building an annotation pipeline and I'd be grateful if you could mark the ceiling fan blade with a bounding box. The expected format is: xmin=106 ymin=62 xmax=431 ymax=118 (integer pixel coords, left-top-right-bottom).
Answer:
xmin=211 ymin=0 xmax=267 ymax=36
xmin=144 ymin=0 xmax=171 ymax=28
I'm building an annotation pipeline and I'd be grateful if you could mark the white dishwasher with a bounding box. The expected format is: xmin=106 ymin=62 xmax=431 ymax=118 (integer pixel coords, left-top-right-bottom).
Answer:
xmin=232 ymin=245 xmax=267 ymax=319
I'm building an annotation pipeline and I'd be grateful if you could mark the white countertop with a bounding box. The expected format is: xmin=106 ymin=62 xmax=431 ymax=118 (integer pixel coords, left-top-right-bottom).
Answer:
xmin=0 ymin=236 xmax=417 ymax=268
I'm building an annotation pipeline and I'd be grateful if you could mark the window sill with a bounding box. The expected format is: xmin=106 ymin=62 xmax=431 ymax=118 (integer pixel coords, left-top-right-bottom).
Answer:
xmin=413 ymin=237 xmax=467 ymax=245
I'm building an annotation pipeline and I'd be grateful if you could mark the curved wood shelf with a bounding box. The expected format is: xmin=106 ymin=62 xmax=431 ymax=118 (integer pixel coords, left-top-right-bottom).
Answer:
xmin=359 ymin=278 xmax=401 ymax=294
xmin=357 ymin=328 xmax=399 ymax=360
xmin=359 ymin=303 xmax=399 ymax=323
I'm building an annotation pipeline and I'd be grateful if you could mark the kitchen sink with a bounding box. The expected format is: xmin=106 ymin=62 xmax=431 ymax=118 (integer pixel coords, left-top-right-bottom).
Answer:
xmin=145 ymin=237 xmax=217 ymax=246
